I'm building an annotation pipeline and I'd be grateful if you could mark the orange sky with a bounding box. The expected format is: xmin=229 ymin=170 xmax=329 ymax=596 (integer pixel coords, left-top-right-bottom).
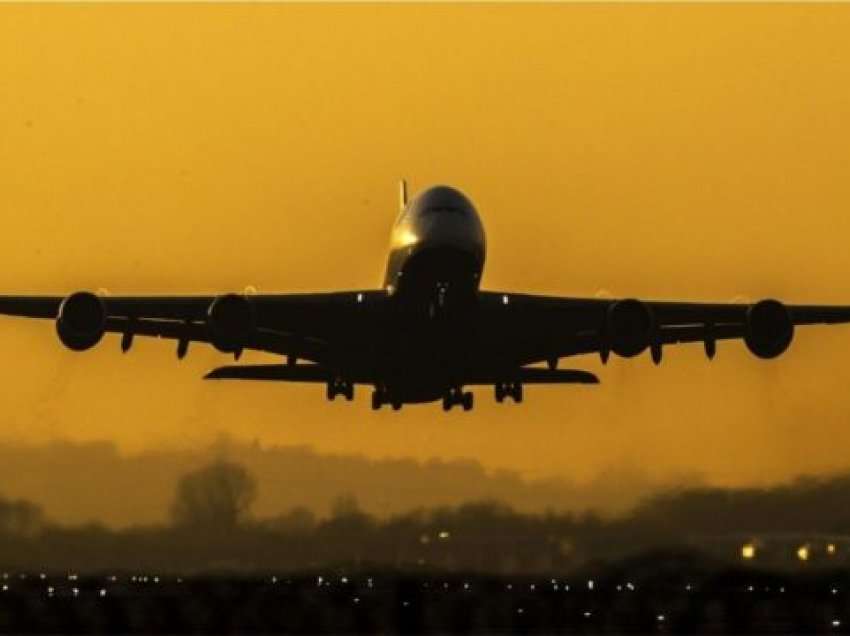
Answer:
xmin=2 ymin=4 xmax=850 ymax=492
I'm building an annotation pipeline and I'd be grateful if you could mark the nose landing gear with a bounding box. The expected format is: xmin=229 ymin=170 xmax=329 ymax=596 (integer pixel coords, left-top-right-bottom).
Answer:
xmin=495 ymin=382 xmax=523 ymax=403
xmin=442 ymin=387 xmax=474 ymax=412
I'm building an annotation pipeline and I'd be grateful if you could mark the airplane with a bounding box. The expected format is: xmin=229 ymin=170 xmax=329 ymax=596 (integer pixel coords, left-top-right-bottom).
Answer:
xmin=2 ymin=181 xmax=850 ymax=412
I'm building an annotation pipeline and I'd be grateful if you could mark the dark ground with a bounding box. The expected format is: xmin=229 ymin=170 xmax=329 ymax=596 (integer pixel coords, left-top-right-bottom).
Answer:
xmin=1 ymin=553 xmax=849 ymax=633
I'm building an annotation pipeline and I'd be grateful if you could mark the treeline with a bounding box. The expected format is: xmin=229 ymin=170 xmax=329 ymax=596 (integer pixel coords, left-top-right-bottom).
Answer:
xmin=4 ymin=462 xmax=850 ymax=574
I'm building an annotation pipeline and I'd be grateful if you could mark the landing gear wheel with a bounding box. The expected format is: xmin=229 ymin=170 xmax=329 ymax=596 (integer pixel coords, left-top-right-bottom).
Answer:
xmin=391 ymin=400 xmax=402 ymax=411
xmin=512 ymin=383 xmax=524 ymax=403
xmin=462 ymin=392 xmax=474 ymax=411
xmin=495 ymin=384 xmax=505 ymax=403
xmin=345 ymin=385 xmax=354 ymax=401
xmin=326 ymin=383 xmax=336 ymax=402
xmin=443 ymin=395 xmax=452 ymax=411
xmin=371 ymin=390 xmax=382 ymax=411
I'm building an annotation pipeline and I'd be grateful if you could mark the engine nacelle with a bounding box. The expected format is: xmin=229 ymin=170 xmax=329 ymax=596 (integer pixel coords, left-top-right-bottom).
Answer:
xmin=56 ymin=292 xmax=106 ymax=351
xmin=207 ymin=294 xmax=255 ymax=353
xmin=607 ymin=299 xmax=654 ymax=358
xmin=745 ymin=299 xmax=794 ymax=359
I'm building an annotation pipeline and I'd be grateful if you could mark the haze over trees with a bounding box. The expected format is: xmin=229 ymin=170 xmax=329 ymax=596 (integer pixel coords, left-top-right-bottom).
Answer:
xmin=1 ymin=459 xmax=850 ymax=573
xmin=0 ymin=438 xmax=689 ymax=527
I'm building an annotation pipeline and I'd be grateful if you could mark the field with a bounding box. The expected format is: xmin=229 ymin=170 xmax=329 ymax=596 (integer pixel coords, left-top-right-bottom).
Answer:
xmin=1 ymin=558 xmax=849 ymax=633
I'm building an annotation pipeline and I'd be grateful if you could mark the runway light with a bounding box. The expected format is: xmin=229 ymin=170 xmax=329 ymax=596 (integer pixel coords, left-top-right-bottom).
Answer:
xmin=742 ymin=543 xmax=757 ymax=560
xmin=832 ymin=619 xmax=842 ymax=628
xmin=828 ymin=543 xmax=837 ymax=555
xmin=438 ymin=530 xmax=450 ymax=540
xmin=797 ymin=545 xmax=810 ymax=561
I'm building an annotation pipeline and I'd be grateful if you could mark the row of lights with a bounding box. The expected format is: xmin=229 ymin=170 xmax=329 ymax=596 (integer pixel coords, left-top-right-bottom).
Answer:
xmin=742 ymin=542 xmax=838 ymax=561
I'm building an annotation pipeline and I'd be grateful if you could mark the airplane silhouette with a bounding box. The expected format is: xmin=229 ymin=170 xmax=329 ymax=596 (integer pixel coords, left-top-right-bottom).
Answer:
xmin=2 ymin=182 xmax=849 ymax=411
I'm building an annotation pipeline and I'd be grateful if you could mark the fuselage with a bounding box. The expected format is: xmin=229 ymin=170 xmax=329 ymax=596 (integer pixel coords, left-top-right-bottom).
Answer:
xmin=385 ymin=185 xmax=486 ymax=301
xmin=375 ymin=185 xmax=487 ymax=403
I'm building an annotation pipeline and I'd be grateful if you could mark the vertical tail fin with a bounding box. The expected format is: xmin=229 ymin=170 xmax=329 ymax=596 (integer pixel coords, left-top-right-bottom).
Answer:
xmin=399 ymin=179 xmax=408 ymax=212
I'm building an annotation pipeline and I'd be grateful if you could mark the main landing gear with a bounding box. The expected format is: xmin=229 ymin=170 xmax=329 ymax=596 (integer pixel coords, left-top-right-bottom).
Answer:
xmin=326 ymin=379 xmax=354 ymax=402
xmin=443 ymin=387 xmax=474 ymax=412
xmin=494 ymin=382 xmax=523 ymax=403
xmin=371 ymin=388 xmax=402 ymax=411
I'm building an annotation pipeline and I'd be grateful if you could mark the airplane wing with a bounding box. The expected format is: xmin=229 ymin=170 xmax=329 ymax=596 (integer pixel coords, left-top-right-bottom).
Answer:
xmin=476 ymin=291 xmax=850 ymax=366
xmin=0 ymin=291 xmax=388 ymax=363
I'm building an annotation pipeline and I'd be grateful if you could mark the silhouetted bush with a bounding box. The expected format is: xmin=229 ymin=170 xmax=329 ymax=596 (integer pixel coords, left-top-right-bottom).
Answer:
xmin=170 ymin=461 xmax=257 ymax=530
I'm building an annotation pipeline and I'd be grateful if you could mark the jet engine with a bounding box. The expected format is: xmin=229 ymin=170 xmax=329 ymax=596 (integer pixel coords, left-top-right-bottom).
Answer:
xmin=56 ymin=291 xmax=106 ymax=351
xmin=607 ymin=299 xmax=654 ymax=358
xmin=744 ymin=299 xmax=794 ymax=359
xmin=207 ymin=294 xmax=255 ymax=353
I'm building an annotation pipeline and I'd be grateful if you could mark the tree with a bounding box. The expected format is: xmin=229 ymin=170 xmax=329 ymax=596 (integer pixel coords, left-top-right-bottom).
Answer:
xmin=170 ymin=461 xmax=257 ymax=529
xmin=0 ymin=497 xmax=44 ymax=537
xmin=331 ymin=493 xmax=362 ymax=519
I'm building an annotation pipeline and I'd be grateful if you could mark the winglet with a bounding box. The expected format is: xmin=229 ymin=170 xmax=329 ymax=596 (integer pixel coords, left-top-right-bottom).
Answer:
xmin=399 ymin=179 xmax=408 ymax=213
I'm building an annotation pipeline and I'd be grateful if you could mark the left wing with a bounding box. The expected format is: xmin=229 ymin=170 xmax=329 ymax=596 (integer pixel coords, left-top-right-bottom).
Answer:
xmin=476 ymin=291 xmax=850 ymax=367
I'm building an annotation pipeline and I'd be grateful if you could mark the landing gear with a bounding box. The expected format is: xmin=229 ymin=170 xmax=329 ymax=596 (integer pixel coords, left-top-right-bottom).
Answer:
xmin=495 ymin=382 xmax=523 ymax=403
xmin=443 ymin=387 xmax=474 ymax=411
xmin=371 ymin=387 xmax=403 ymax=411
xmin=326 ymin=379 xmax=354 ymax=402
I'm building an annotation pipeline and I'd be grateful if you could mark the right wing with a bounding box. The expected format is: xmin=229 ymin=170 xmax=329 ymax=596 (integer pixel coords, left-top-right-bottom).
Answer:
xmin=0 ymin=291 xmax=389 ymax=364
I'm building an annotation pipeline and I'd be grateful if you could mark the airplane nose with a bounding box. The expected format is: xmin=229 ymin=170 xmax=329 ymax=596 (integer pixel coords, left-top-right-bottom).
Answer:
xmin=417 ymin=212 xmax=483 ymax=253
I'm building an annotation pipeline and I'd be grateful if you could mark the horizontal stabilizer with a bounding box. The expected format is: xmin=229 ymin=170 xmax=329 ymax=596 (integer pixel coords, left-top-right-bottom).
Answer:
xmin=205 ymin=363 xmax=330 ymax=382
xmin=205 ymin=364 xmax=598 ymax=386
xmin=467 ymin=368 xmax=600 ymax=385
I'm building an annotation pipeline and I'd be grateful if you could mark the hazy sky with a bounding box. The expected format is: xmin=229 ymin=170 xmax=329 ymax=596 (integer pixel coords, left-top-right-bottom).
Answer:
xmin=2 ymin=4 xmax=850 ymax=491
